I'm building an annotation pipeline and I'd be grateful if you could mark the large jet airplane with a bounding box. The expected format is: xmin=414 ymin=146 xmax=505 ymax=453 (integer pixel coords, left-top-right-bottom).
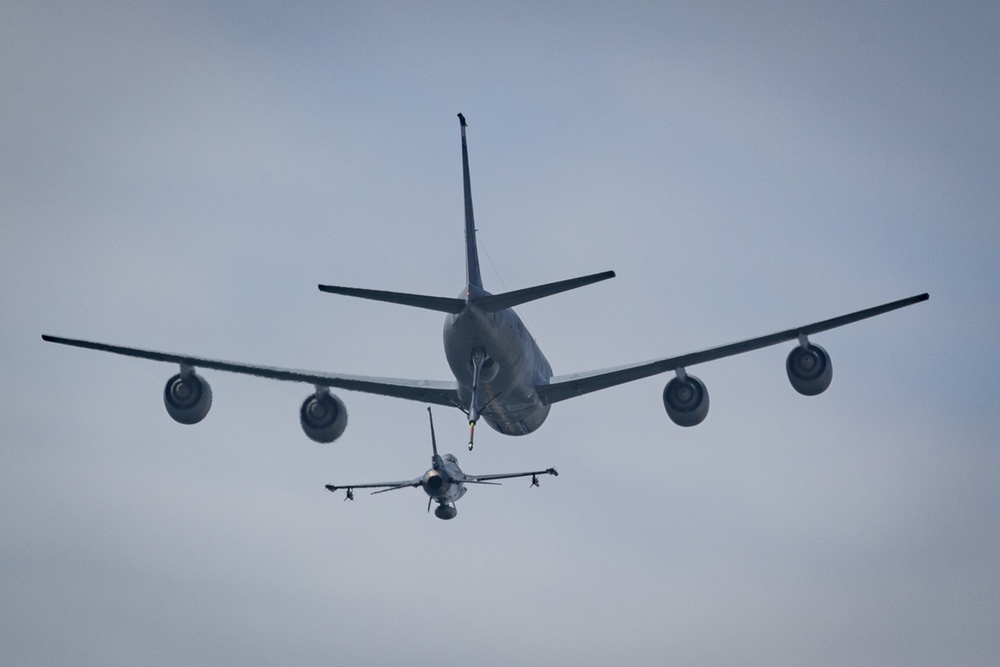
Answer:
xmin=326 ymin=408 xmax=557 ymax=520
xmin=42 ymin=114 xmax=929 ymax=450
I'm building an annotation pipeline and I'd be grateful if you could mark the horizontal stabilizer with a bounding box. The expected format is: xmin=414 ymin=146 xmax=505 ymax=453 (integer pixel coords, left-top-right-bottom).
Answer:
xmin=318 ymin=285 xmax=465 ymax=314
xmin=472 ymin=270 xmax=615 ymax=312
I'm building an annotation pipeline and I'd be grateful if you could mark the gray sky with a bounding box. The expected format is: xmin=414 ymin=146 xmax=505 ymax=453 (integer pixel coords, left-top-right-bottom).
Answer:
xmin=2 ymin=2 xmax=998 ymax=665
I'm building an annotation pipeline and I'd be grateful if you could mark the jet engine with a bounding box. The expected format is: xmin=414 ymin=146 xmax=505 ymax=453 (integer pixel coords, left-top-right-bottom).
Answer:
xmin=163 ymin=371 xmax=212 ymax=424
xmin=786 ymin=342 xmax=833 ymax=396
xmin=300 ymin=390 xmax=348 ymax=443
xmin=662 ymin=372 xmax=709 ymax=427
xmin=434 ymin=504 xmax=457 ymax=520
xmin=421 ymin=470 xmax=451 ymax=497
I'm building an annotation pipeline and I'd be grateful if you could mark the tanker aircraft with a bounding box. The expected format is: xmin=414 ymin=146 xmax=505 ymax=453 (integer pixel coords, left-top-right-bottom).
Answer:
xmin=42 ymin=114 xmax=929 ymax=449
xmin=326 ymin=408 xmax=557 ymax=520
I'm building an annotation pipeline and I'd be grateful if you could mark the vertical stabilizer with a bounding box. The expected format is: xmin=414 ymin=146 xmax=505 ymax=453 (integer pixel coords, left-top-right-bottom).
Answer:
xmin=427 ymin=407 xmax=442 ymax=467
xmin=458 ymin=113 xmax=483 ymax=289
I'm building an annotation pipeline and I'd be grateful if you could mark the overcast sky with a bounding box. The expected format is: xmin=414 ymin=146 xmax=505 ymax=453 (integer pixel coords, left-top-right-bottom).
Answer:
xmin=2 ymin=2 xmax=998 ymax=665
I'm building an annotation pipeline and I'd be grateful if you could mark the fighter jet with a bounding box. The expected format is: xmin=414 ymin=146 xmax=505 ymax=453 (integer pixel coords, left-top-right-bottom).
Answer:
xmin=326 ymin=408 xmax=557 ymax=520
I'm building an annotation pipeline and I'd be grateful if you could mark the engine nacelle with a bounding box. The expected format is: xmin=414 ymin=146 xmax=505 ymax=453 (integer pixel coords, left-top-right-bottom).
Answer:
xmin=786 ymin=343 xmax=833 ymax=396
xmin=422 ymin=470 xmax=452 ymax=498
xmin=662 ymin=374 xmax=710 ymax=427
xmin=164 ymin=372 xmax=213 ymax=424
xmin=434 ymin=504 xmax=457 ymax=520
xmin=300 ymin=390 xmax=348 ymax=443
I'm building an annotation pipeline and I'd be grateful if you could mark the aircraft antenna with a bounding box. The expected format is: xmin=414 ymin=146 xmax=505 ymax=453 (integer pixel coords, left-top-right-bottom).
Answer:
xmin=477 ymin=231 xmax=508 ymax=291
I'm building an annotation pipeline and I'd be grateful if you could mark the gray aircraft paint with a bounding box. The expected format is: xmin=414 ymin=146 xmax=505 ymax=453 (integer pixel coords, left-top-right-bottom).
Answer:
xmin=444 ymin=283 xmax=553 ymax=436
xmin=324 ymin=408 xmax=556 ymax=519
xmin=40 ymin=115 xmax=927 ymax=445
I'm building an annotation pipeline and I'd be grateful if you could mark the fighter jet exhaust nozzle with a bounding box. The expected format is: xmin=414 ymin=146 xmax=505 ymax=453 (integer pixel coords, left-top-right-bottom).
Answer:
xmin=422 ymin=470 xmax=451 ymax=497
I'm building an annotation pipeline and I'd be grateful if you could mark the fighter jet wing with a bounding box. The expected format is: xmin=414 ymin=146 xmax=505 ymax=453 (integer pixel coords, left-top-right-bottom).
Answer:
xmin=41 ymin=335 xmax=460 ymax=407
xmin=459 ymin=467 xmax=558 ymax=484
xmin=325 ymin=478 xmax=423 ymax=495
xmin=535 ymin=293 xmax=928 ymax=405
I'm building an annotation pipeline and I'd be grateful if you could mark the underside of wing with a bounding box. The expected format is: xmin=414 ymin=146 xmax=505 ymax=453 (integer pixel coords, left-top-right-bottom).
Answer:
xmin=462 ymin=468 xmax=558 ymax=483
xmin=325 ymin=479 xmax=422 ymax=494
xmin=317 ymin=284 xmax=466 ymax=313
xmin=536 ymin=293 xmax=928 ymax=405
xmin=41 ymin=335 xmax=460 ymax=407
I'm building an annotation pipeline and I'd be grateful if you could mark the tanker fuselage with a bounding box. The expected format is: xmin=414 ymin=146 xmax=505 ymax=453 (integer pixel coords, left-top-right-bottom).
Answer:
xmin=443 ymin=286 xmax=552 ymax=436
